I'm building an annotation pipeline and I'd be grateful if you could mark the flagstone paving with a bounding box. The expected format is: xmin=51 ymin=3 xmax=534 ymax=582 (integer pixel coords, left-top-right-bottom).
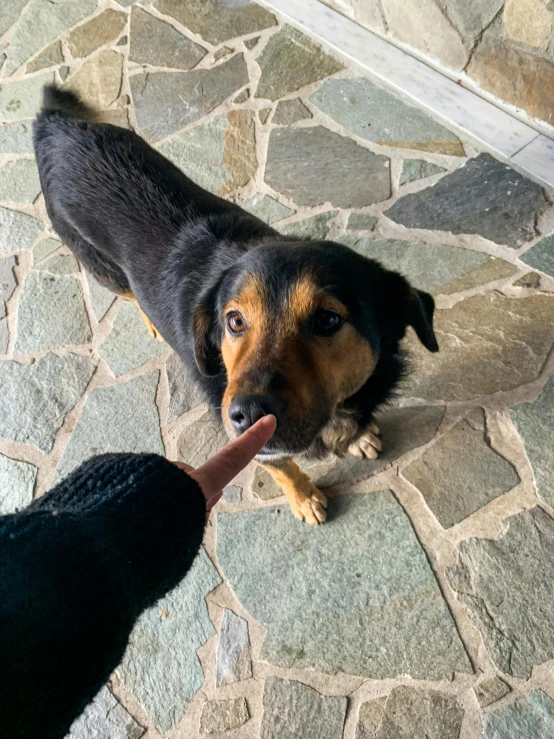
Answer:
xmin=1 ymin=1 xmax=554 ymax=737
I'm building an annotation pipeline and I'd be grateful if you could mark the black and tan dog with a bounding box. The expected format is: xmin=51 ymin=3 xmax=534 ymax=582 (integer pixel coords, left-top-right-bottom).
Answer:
xmin=34 ymin=86 xmax=438 ymax=525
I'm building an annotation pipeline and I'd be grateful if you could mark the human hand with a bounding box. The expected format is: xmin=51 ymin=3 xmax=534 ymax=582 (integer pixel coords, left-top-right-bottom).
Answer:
xmin=172 ymin=414 xmax=277 ymax=510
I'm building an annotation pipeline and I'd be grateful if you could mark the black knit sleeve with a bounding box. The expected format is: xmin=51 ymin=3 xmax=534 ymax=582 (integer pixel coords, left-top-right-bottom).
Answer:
xmin=0 ymin=453 xmax=207 ymax=739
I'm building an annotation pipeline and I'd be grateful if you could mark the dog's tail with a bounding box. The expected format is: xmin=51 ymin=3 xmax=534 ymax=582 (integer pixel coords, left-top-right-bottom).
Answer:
xmin=40 ymin=84 xmax=98 ymax=122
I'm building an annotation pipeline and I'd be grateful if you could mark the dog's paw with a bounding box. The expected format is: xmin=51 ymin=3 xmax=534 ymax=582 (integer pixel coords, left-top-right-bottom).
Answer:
xmin=348 ymin=423 xmax=382 ymax=460
xmin=290 ymin=486 xmax=328 ymax=525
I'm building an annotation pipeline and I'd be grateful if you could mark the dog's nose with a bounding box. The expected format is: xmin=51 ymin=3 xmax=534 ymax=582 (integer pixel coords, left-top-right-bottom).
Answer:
xmin=228 ymin=394 xmax=279 ymax=434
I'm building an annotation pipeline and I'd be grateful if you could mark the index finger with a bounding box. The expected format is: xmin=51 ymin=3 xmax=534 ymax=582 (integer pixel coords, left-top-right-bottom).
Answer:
xmin=190 ymin=414 xmax=276 ymax=498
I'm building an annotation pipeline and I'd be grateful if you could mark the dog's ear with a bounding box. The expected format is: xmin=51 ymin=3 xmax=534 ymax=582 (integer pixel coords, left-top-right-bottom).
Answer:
xmin=193 ymin=284 xmax=224 ymax=377
xmin=407 ymin=288 xmax=439 ymax=352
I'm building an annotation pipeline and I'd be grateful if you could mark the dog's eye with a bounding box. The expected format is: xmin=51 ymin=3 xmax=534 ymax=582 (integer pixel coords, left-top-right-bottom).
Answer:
xmin=227 ymin=311 xmax=246 ymax=335
xmin=312 ymin=309 xmax=344 ymax=337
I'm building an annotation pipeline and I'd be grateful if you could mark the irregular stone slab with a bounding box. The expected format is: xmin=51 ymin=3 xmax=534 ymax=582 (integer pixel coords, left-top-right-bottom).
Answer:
xmin=403 ymin=408 xmax=520 ymax=528
xmin=386 ymin=154 xmax=546 ymax=248
xmin=405 ymin=292 xmax=554 ymax=401
xmin=0 ymin=321 xmax=8 ymax=353
xmin=0 ymin=121 xmax=35 ymax=154
xmin=64 ymin=50 xmax=123 ymax=110
xmin=33 ymin=237 xmax=60 ymax=263
xmin=521 ymin=234 xmax=554 ymax=277
xmin=0 ymin=0 xmax=28 ymax=37
xmin=266 ymin=127 xmax=390 ymax=208
xmin=400 ymin=159 xmax=446 ymax=185
xmin=15 ymin=269 xmax=92 ymax=353
xmin=382 ymin=0 xmax=468 ymax=69
xmin=36 ymin=254 xmax=78 ymax=275
xmin=234 ymin=88 xmax=249 ymax=103
xmin=445 ymin=0 xmax=505 ymax=40
xmin=27 ymin=41 xmax=63 ymax=72
xmin=67 ymin=10 xmax=127 ymax=59
xmin=154 ymin=0 xmax=276 ymax=44
xmin=177 ymin=409 xmax=228 ymax=467
xmin=0 ymin=454 xmax=36 ymax=515
xmin=165 ymin=352 xmax=205 ymax=422
xmin=244 ymin=37 xmax=260 ymax=49
xmin=158 ymin=109 xmax=256 ymax=195
xmin=280 ymin=211 xmax=336 ymax=240
xmin=256 ymin=26 xmax=343 ymax=101
xmin=223 ymin=484 xmax=241 ymax=503
xmin=55 ymin=372 xmax=163 ymax=481
xmin=129 ymin=7 xmax=207 ymax=69
xmin=0 ymin=353 xmax=94 ymax=452
xmin=474 ymin=677 xmax=511 ymax=709
xmin=0 ymin=207 xmax=42 ymax=254
xmin=101 ymin=108 xmax=130 ymax=129
xmin=259 ymin=108 xmax=271 ymax=124
xmin=218 ymin=489 xmax=471 ymax=679
xmin=356 ymin=687 xmax=464 ymax=739
xmin=260 ymin=678 xmax=347 ymax=739
xmin=310 ymin=78 xmax=463 ymax=156
xmin=252 ymin=466 xmax=281 ymax=500
xmin=504 ymin=0 xmax=552 ymax=49
xmin=241 ymin=194 xmax=294 ymax=224
xmin=86 ymin=273 xmax=116 ymax=322
xmin=436 ymin=257 xmax=518 ymax=296
xmin=511 ymin=375 xmax=554 ymax=509
xmin=214 ymin=46 xmax=233 ymax=62
xmin=4 ymin=0 xmax=96 ymax=74
xmin=272 ymin=98 xmax=313 ymax=125
xmin=483 ymin=689 xmax=554 ymax=739
xmin=449 ymin=507 xmax=554 ymax=678
xmin=200 ymin=697 xmax=249 ymax=734
xmin=514 ymin=271 xmax=541 ymax=289
xmin=0 ymin=73 xmax=54 ymax=122
xmin=0 ymin=255 xmax=17 ymax=319
xmin=468 ymin=32 xmax=554 ymax=124
xmin=119 ymin=548 xmax=221 ymax=733
xmin=67 ymin=686 xmax=144 ymax=739
xmin=99 ymin=301 xmax=165 ymax=376
xmin=216 ymin=609 xmax=252 ymax=686
xmin=59 ymin=66 xmax=70 ymax=81
xmin=347 ymin=213 xmax=377 ymax=231
xmin=131 ymin=54 xmax=248 ymax=142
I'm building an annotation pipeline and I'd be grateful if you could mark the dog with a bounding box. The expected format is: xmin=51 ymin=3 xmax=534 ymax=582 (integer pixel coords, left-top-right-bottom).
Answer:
xmin=34 ymin=85 xmax=438 ymax=525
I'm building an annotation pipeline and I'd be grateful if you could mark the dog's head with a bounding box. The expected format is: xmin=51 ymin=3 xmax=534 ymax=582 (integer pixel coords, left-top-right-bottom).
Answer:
xmin=193 ymin=241 xmax=438 ymax=459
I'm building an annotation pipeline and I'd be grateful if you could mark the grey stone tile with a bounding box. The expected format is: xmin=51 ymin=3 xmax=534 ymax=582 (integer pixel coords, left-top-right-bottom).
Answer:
xmin=0 ymin=454 xmax=36 ymax=514
xmin=218 ymin=489 xmax=471 ymax=679
xmin=355 ymin=687 xmax=464 ymax=739
xmin=153 ymin=0 xmax=276 ymax=45
xmin=252 ymin=466 xmax=281 ymax=500
xmin=119 ymin=547 xmax=221 ymax=733
xmin=27 ymin=40 xmax=63 ymax=72
xmin=399 ymin=159 xmax=447 ymax=185
xmin=213 ymin=46 xmax=233 ymax=62
xmin=403 ymin=408 xmax=520 ymax=527
xmin=445 ymin=0 xmax=505 ymax=39
xmin=66 ymin=686 xmax=144 ymax=739
xmin=521 ymin=234 xmax=554 ymax=277
xmin=131 ymin=54 xmax=248 ymax=142
xmin=0 ymin=121 xmax=35 ymax=154
xmin=86 ymin=273 xmax=116 ymax=322
xmin=100 ymin=108 xmax=130 ymax=129
xmin=256 ymin=26 xmax=344 ymax=101
xmin=0 ymin=160 xmax=41 ymax=203
xmin=241 ymin=194 xmax=294 ymax=224
xmin=279 ymin=211 xmax=336 ymax=240
xmin=0 ymin=207 xmax=42 ymax=254
xmin=0 ymin=74 xmax=55 ymax=122
xmin=4 ymin=0 xmax=97 ymax=75
xmin=233 ymin=88 xmax=249 ymax=103
xmin=55 ymin=372 xmax=163 ymax=482
xmin=99 ymin=301 xmax=165 ymax=377
xmin=67 ymin=10 xmax=127 ymax=59
xmin=244 ymin=37 xmax=260 ymax=50
xmin=165 ymin=351 xmax=205 ymax=422
xmin=386 ymin=154 xmax=547 ymax=248
xmin=177 ymin=409 xmax=229 ymax=467
xmin=0 ymin=255 xmax=17 ymax=318
xmin=216 ymin=609 xmax=252 ymax=686
xmin=129 ymin=7 xmax=207 ymax=70
xmin=474 ymin=677 xmax=511 ymax=709
xmin=260 ymin=678 xmax=347 ymax=739
xmin=36 ymin=254 xmax=79 ymax=275
xmin=0 ymin=353 xmax=94 ymax=452
xmin=511 ymin=375 xmax=554 ymax=509
xmin=0 ymin=0 xmax=28 ymax=37
xmin=514 ymin=272 xmax=541 ymax=288
xmin=200 ymin=697 xmax=249 ymax=734
xmin=259 ymin=108 xmax=271 ymax=124
xmin=405 ymin=292 xmax=554 ymax=401
xmin=15 ymin=269 xmax=92 ymax=353
xmin=310 ymin=78 xmax=463 ymax=157
xmin=63 ymin=50 xmax=123 ymax=110
xmin=483 ymin=690 xmax=554 ymax=738
xmin=266 ymin=127 xmax=390 ymax=208
xmin=347 ymin=213 xmax=377 ymax=231
xmin=0 ymin=320 xmax=8 ymax=353
xmin=448 ymin=508 xmax=554 ymax=678
xmin=223 ymin=484 xmax=242 ymax=503
xmin=272 ymin=98 xmax=312 ymax=125
xmin=33 ymin=237 xmax=61 ymax=263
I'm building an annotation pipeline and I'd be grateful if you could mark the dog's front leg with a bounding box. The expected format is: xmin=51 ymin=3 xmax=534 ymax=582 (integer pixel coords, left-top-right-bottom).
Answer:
xmin=260 ymin=459 xmax=328 ymax=525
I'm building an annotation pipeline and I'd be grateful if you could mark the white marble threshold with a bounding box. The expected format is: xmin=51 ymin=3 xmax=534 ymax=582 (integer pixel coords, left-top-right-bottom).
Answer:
xmin=257 ymin=0 xmax=554 ymax=189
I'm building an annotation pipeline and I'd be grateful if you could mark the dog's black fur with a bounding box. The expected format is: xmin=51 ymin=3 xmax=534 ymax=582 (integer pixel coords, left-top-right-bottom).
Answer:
xmin=34 ymin=85 xmax=438 ymax=460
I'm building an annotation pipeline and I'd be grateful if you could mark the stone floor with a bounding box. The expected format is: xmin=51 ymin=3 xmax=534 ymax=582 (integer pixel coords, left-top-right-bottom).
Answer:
xmin=1 ymin=1 xmax=554 ymax=738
